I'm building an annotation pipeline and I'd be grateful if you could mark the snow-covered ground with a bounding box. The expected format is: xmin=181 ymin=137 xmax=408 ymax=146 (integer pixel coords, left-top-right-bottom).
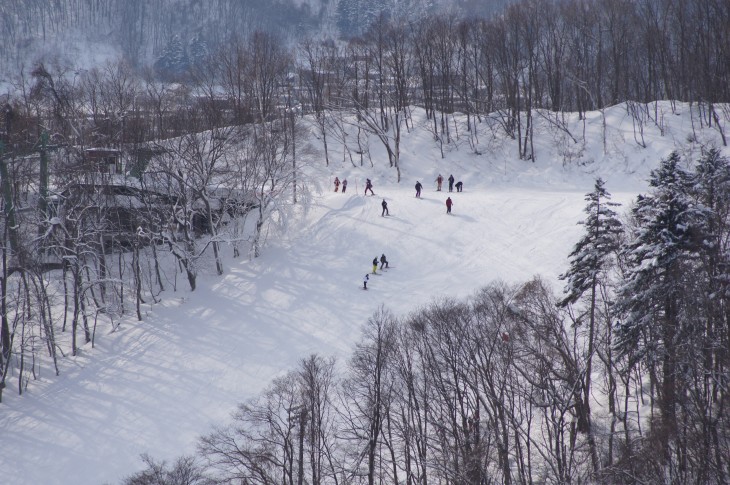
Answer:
xmin=1 ymin=103 xmax=726 ymax=484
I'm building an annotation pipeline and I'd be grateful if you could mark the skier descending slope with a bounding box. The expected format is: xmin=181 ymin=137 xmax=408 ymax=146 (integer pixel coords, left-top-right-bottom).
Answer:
xmin=365 ymin=178 xmax=374 ymax=195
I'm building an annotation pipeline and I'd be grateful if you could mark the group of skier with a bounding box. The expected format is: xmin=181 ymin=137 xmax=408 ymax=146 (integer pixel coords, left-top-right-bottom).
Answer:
xmin=364 ymin=254 xmax=389 ymax=289
xmin=435 ymin=173 xmax=462 ymax=192
xmin=333 ymin=173 xmax=463 ymax=288
xmin=335 ymin=175 xmax=461 ymax=204
xmin=333 ymin=177 xmax=348 ymax=193
xmin=416 ymin=177 xmax=459 ymax=213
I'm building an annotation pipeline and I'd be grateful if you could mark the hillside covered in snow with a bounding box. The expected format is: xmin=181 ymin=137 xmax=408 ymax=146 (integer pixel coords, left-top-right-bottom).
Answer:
xmin=1 ymin=102 xmax=728 ymax=484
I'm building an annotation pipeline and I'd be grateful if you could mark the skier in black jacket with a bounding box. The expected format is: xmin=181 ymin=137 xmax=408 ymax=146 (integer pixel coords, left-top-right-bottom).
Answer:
xmin=365 ymin=178 xmax=374 ymax=195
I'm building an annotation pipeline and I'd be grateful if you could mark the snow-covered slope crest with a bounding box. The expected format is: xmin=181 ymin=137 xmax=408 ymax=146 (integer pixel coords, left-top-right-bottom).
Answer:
xmin=0 ymin=102 xmax=727 ymax=485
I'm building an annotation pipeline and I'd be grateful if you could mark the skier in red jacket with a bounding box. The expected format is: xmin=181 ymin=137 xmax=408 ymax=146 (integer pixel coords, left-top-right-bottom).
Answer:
xmin=446 ymin=197 xmax=453 ymax=214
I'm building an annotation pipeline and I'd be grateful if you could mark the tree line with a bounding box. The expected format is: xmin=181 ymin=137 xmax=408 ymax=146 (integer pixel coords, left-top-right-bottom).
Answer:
xmin=295 ymin=0 xmax=730 ymax=167
xmin=124 ymin=149 xmax=730 ymax=485
xmin=3 ymin=0 xmax=729 ymax=164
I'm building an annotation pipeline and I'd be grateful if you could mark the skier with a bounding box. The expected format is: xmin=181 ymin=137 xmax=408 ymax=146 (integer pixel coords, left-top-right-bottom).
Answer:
xmin=365 ymin=178 xmax=374 ymax=195
xmin=415 ymin=181 xmax=423 ymax=198
xmin=436 ymin=174 xmax=443 ymax=191
xmin=334 ymin=176 xmax=340 ymax=192
xmin=446 ymin=197 xmax=453 ymax=214
xmin=380 ymin=253 xmax=389 ymax=269
xmin=342 ymin=179 xmax=348 ymax=193
xmin=381 ymin=199 xmax=389 ymax=216
xmin=448 ymin=174 xmax=455 ymax=192
xmin=363 ymin=273 xmax=369 ymax=290
xmin=372 ymin=257 xmax=379 ymax=274
xmin=455 ymin=181 xmax=463 ymax=192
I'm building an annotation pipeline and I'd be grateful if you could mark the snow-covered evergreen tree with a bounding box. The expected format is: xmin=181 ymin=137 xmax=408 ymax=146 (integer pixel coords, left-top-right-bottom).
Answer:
xmin=558 ymin=177 xmax=622 ymax=470
xmin=187 ymin=33 xmax=210 ymax=70
xmin=615 ymin=151 xmax=705 ymax=451
xmin=691 ymin=148 xmax=730 ymax=273
xmin=560 ymin=178 xmax=623 ymax=307
xmin=154 ymin=34 xmax=189 ymax=80
xmin=336 ymin=0 xmax=389 ymax=37
xmin=687 ymin=148 xmax=730 ymax=413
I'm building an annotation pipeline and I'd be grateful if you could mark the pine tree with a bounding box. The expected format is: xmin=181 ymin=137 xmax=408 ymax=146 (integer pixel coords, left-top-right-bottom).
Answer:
xmin=188 ymin=33 xmax=209 ymax=70
xmin=692 ymin=149 xmax=730 ymax=290
xmin=560 ymin=178 xmax=623 ymax=307
xmin=687 ymin=148 xmax=730 ymax=457
xmin=336 ymin=0 xmax=390 ymax=37
xmin=558 ymin=177 xmax=622 ymax=471
xmin=154 ymin=34 xmax=189 ymax=80
xmin=615 ymin=151 xmax=704 ymax=446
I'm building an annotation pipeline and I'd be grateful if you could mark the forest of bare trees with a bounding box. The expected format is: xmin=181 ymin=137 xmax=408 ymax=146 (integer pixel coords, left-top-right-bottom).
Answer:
xmin=1 ymin=0 xmax=730 ymax=483
xmin=0 ymin=30 xmax=303 ymax=402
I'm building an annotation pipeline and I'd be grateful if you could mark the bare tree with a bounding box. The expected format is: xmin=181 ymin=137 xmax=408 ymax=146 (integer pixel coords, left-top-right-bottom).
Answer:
xmin=511 ymin=278 xmax=592 ymax=484
xmin=123 ymin=453 xmax=213 ymax=485
xmin=297 ymin=354 xmax=340 ymax=485
xmin=149 ymin=117 xmax=233 ymax=288
xmin=199 ymin=370 xmax=307 ymax=485
xmin=246 ymin=31 xmax=291 ymax=124
xmin=247 ymin=122 xmax=297 ymax=259
xmin=341 ymin=306 xmax=398 ymax=485
xmin=298 ymin=38 xmax=338 ymax=167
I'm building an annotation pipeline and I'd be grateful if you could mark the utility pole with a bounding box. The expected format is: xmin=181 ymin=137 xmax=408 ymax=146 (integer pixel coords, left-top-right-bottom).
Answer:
xmin=297 ymin=407 xmax=307 ymax=485
xmin=39 ymin=131 xmax=49 ymax=221
xmin=0 ymin=141 xmax=18 ymax=253
xmin=288 ymin=85 xmax=297 ymax=205
xmin=34 ymin=131 xmax=61 ymax=238
xmin=0 ymin=142 xmax=11 ymax=400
